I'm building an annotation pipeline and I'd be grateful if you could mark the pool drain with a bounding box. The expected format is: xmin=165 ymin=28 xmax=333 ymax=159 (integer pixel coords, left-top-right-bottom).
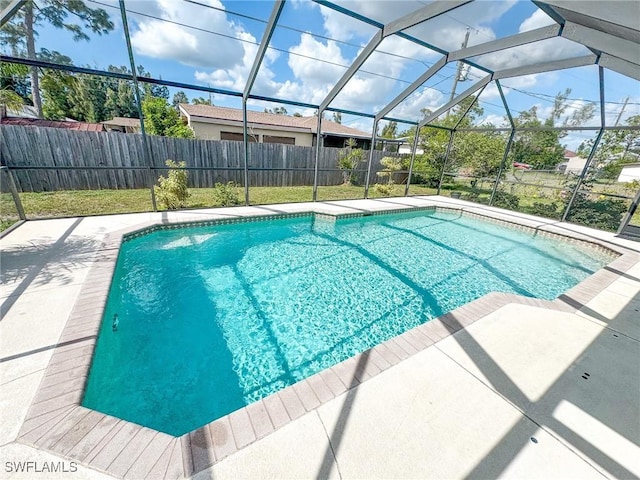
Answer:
xmin=581 ymin=372 xmax=590 ymax=380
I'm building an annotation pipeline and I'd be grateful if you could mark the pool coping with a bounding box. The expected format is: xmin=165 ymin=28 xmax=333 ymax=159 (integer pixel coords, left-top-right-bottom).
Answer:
xmin=15 ymin=203 xmax=640 ymax=479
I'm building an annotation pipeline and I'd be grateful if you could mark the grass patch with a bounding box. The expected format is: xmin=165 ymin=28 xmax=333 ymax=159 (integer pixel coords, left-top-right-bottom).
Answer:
xmin=4 ymin=183 xmax=633 ymax=233
xmin=10 ymin=184 xmax=438 ymax=220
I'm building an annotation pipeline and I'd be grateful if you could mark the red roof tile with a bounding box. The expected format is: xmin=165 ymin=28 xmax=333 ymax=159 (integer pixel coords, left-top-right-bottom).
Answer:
xmin=1 ymin=117 xmax=104 ymax=131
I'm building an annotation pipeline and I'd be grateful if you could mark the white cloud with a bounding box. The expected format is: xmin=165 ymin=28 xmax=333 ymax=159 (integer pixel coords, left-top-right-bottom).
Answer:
xmin=288 ymin=34 xmax=348 ymax=88
xmin=519 ymin=8 xmax=556 ymax=33
xmin=386 ymin=87 xmax=444 ymax=120
xmin=130 ymin=0 xmax=244 ymax=69
xmin=194 ymin=30 xmax=281 ymax=96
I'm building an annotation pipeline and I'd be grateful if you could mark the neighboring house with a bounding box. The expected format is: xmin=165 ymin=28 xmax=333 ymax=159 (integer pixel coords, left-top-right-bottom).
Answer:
xmin=178 ymin=104 xmax=371 ymax=148
xmin=560 ymin=149 xmax=588 ymax=175
xmin=102 ymin=117 xmax=141 ymax=133
xmin=396 ymin=136 xmax=424 ymax=155
xmin=618 ymin=163 xmax=640 ymax=183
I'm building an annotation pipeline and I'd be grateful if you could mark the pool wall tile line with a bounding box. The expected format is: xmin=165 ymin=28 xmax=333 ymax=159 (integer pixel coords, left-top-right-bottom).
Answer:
xmin=14 ymin=201 xmax=640 ymax=479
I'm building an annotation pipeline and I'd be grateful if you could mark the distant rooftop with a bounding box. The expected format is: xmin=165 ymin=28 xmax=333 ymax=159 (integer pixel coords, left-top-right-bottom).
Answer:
xmin=0 ymin=116 xmax=104 ymax=132
xmin=179 ymin=104 xmax=371 ymax=138
xmin=101 ymin=117 xmax=141 ymax=128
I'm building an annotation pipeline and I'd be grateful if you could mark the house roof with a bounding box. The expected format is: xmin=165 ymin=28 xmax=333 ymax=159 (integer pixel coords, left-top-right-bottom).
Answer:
xmin=102 ymin=117 xmax=142 ymax=128
xmin=564 ymin=149 xmax=577 ymax=157
xmin=179 ymin=104 xmax=371 ymax=138
xmin=0 ymin=117 xmax=104 ymax=131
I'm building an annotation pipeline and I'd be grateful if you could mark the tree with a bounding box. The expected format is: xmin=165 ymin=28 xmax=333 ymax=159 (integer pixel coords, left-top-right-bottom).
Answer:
xmin=264 ymin=106 xmax=287 ymax=115
xmin=0 ymin=87 xmax=24 ymax=111
xmin=337 ymin=138 xmax=364 ymax=185
xmin=0 ymin=62 xmax=30 ymax=105
xmin=293 ymin=112 xmax=302 ymax=117
xmin=191 ymin=96 xmax=212 ymax=105
xmin=381 ymin=121 xmax=398 ymax=139
xmin=172 ymin=91 xmax=189 ymax=109
xmin=103 ymin=66 xmax=138 ymax=119
xmin=142 ymin=96 xmax=194 ymax=138
xmin=511 ymin=89 xmax=595 ymax=170
xmin=332 ymin=112 xmax=342 ymax=124
xmin=0 ymin=0 xmax=114 ymax=117
xmin=38 ymin=49 xmax=75 ymax=119
xmin=511 ymin=106 xmax=565 ymax=169
xmin=137 ymin=66 xmax=169 ymax=100
xmin=581 ymin=115 xmax=640 ymax=175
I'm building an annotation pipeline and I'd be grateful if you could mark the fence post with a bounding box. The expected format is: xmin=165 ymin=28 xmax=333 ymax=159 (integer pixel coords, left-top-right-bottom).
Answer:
xmin=437 ymin=131 xmax=455 ymax=195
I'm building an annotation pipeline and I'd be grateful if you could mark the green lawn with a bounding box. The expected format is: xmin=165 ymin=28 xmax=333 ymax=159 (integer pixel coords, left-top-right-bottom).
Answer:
xmin=0 ymin=184 xmax=438 ymax=226
xmin=1 ymin=181 xmax=636 ymax=233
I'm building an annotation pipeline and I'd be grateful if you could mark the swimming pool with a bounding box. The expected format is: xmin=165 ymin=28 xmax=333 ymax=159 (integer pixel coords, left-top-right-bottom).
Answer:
xmin=82 ymin=209 xmax=613 ymax=436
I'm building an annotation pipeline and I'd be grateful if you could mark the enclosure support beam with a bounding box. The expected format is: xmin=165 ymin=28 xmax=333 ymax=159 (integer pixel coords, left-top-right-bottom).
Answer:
xmin=404 ymin=130 xmax=421 ymax=196
xmin=496 ymin=80 xmax=514 ymax=129
xmin=319 ymin=31 xmax=383 ymax=112
xmin=448 ymin=25 xmax=562 ymax=62
xmin=437 ymin=131 xmax=455 ymax=195
xmin=312 ymin=111 xmax=323 ymax=202
xmin=489 ymin=129 xmax=515 ymax=206
xmin=0 ymin=0 xmax=24 ymax=27
xmin=242 ymin=99 xmax=250 ymax=205
xmin=453 ymin=84 xmax=487 ymax=130
xmin=2 ymin=167 xmax=26 ymax=220
xmin=319 ymin=0 xmax=466 ymax=113
xmin=119 ymin=0 xmax=156 ymax=211
xmin=420 ymin=76 xmax=492 ymax=128
xmin=599 ymin=54 xmax=640 ymax=81
xmin=494 ymin=55 xmax=597 ymax=80
xmin=242 ymin=0 xmax=285 ymax=206
xmin=383 ymin=0 xmax=471 ymax=37
xmin=364 ymin=119 xmax=379 ymax=199
xmin=562 ymin=22 xmax=639 ymax=66
xmin=561 ymin=127 xmax=604 ymax=221
xmin=376 ymin=57 xmax=447 ymax=121
xmin=244 ymin=1 xmax=284 ymax=97
xmin=562 ymin=66 xmax=606 ymax=222
xmin=617 ymin=187 xmax=640 ymax=234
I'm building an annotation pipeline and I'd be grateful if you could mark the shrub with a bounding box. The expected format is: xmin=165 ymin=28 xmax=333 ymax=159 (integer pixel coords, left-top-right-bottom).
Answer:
xmin=525 ymin=202 xmax=560 ymax=218
xmin=337 ymin=138 xmax=365 ymax=185
xmin=374 ymin=183 xmax=393 ymax=197
xmin=566 ymin=196 xmax=628 ymax=231
xmin=212 ymin=182 xmax=241 ymax=206
xmin=407 ymin=154 xmax=442 ymax=186
xmin=154 ymin=160 xmax=190 ymax=209
xmin=493 ymin=191 xmax=520 ymax=210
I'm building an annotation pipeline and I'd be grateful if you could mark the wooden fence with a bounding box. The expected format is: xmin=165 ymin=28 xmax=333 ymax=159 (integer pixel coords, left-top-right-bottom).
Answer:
xmin=0 ymin=125 xmax=396 ymax=192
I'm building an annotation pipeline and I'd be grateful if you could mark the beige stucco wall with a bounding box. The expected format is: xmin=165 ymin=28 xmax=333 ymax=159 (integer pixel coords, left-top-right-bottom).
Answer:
xmin=565 ymin=156 xmax=588 ymax=174
xmin=618 ymin=164 xmax=640 ymax=183
xmin=189 ymin=121 xmax=314 ymax=146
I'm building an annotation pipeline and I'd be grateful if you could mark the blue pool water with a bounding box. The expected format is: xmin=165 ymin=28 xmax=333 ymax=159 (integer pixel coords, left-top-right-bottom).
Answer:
xmin=82 ymin=210 xmax=612 ymax=436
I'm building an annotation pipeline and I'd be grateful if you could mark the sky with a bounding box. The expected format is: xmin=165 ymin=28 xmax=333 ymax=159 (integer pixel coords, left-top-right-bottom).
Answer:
xmin=4 ymin=0 xmax=640 ymax=150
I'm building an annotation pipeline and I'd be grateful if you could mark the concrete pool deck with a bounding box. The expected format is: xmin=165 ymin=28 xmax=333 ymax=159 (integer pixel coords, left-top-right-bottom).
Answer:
xmin=1 ymin=196 xmax=639 ymax=479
